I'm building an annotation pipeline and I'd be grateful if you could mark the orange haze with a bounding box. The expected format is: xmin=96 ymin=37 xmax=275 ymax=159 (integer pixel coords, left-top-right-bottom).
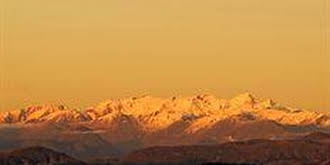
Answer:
xmin=0 ymin=0 xmax=329 ymax=111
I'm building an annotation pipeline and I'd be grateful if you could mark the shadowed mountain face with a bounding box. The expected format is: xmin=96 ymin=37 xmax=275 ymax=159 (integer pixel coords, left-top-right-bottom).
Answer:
xmin=0 ymin=94 xmax=329 ymax=161
xmin=0 ymin=147 xmax=85 ymax=165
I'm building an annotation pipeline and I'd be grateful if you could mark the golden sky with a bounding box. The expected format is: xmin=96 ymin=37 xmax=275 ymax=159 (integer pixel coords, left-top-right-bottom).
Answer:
xmin=0 ymin=0 xmax=329 ymax=111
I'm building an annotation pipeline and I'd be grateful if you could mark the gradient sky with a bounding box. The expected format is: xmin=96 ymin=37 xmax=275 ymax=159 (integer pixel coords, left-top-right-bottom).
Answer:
xmin=0 ymin=0 xmax=329 ymax=111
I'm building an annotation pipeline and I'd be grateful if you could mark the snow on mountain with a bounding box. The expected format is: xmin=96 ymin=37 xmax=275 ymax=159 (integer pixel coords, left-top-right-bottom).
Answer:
xmin=0 ymin=93 xmax=329 ymax=129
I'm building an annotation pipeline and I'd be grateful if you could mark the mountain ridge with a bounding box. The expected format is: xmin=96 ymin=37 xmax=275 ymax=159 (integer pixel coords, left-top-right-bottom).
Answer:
xmin=1 ymin=93 xmax=329 ymax=130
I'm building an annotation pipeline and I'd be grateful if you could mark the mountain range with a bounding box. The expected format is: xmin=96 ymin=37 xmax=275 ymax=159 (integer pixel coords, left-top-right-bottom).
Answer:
xmin=0 ymin=93 xmax=329 ymax=163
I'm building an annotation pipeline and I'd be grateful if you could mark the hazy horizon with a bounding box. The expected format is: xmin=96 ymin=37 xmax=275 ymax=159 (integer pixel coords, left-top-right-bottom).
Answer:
xmin=1 ymin=0 xmax=329 ymax=112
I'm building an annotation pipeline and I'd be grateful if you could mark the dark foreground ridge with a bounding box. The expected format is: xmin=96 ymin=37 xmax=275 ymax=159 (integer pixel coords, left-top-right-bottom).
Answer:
xmin=119 ymin=139 xmax=330 ymax=165
xmin=0 ymin=146 xmax=86 ymax=165
xmin=1 ymin=132 xmax=329 ymax=165
xmin=202 ymin=163 xmax=257 ymax=165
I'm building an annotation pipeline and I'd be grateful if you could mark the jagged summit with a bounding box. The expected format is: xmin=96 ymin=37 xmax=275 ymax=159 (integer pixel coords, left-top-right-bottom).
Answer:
xmin=232 ymin=92 xmax=256 ymax=102
xmin=229 ymin=92 xmax=256 ymax=108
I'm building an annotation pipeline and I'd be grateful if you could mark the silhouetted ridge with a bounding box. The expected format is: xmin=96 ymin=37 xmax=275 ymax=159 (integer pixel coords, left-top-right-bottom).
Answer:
xmin=120 ymin=139 xmax=330 ymax=165
xmin=0 ymin=146 xmax=86 ymax=165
